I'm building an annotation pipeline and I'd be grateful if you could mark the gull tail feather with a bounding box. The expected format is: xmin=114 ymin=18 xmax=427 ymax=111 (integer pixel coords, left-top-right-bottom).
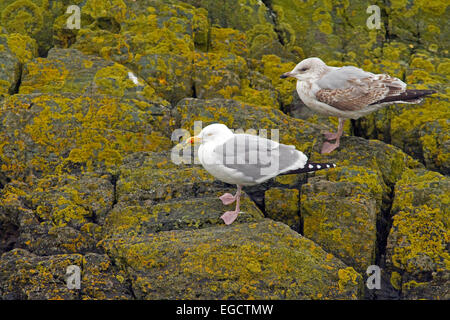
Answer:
xmin=280 ymin=162 xmax=336 ymax=175
xmin=370 ymin=89 xmax=436 ymax=105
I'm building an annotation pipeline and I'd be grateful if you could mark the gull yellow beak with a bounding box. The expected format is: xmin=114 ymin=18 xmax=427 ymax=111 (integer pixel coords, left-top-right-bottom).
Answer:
xmin=183 ymin=136 xmax=202 ymax=147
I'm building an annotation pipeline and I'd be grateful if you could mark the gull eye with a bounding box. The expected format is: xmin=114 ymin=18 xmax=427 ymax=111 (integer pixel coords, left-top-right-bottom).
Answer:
xmin=300 ymin=67 xmax=308 ymax=72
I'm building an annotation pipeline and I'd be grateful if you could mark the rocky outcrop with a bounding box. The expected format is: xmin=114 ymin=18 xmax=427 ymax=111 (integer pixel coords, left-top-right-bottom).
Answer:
xmin=101 ymin=220 xmax=362 ymax=299
xmin=386 ymin=169 xmax=449 ymax=300
xmin=0 ymin=92 xmax=172 ymax=181
xmin=0 ymin=28 xmax=37 ymax=99
xmin=0 ymin=249 xmax=132 ymax=299
xmin=0 ymin=0 xmax=447 ymax=300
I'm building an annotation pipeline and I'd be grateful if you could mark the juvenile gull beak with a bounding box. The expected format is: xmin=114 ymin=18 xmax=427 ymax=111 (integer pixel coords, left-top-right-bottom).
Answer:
xmin=280 ymin=72 xmax=293 ymax=79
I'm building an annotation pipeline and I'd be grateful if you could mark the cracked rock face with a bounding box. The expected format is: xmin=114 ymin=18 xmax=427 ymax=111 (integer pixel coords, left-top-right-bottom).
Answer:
xmin=386 ymin=169 xmax=449 ymax=300
xmin=101 ymin=219 xmax=362 ymax=300
xmin=0 ymin=0 xmax=448 ymax=300
xmin=0 ymin=30 xmax=23 ymax=98
xmin=0 ymin=249 xmax=132 ymax=300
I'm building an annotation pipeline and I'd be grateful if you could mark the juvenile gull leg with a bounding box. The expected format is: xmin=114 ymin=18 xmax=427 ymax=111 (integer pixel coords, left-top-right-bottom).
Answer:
xmin=321 ymin=118 xmax=345 ymax=154
xmin=323 ymin=131 xmax=340 ymax=141
xmin=221 ymin=185 xmax=242 ymax=225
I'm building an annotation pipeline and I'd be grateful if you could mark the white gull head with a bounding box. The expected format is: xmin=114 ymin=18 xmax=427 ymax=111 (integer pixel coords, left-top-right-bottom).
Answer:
xmin=281 ymin=57 xmax=328 ymax=81
xmin=197 ymin=123 xmax=234 ymax=145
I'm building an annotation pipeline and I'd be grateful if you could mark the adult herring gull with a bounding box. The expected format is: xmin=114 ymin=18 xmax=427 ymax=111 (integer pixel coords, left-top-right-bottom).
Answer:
xmin=184 ymin=123 xmax=336 ymax=225
xmin=281 ymin=57 xmax=436 ymax=153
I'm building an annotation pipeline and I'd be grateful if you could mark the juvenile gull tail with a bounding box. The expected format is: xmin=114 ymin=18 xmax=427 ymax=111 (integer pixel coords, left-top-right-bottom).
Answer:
xmin=281 ymin=162 xmax=336 ymax=175
xmin=369 ymin=89 xmax=436 ymax=105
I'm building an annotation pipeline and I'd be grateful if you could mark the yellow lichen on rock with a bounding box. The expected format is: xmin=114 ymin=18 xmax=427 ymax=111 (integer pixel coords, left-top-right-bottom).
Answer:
xmin=386 ymin=168 xmax=449 ymax=299
xmin=6 ymin=33 xmax=38 ymax=64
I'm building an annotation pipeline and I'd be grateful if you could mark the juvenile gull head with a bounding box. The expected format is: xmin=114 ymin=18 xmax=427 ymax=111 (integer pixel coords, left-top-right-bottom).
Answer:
xmin=280 ymin=57 xmax=327 ymax=81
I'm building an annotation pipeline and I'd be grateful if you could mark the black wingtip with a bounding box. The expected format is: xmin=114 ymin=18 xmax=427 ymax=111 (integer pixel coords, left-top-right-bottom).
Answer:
xmin=281 ymin=162 xmax=336 ymax=175
xmin=420 ymin=89 xmax=437 ymax=96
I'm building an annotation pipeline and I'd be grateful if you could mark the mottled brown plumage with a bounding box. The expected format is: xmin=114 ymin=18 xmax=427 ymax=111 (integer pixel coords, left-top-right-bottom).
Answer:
xmin=316 ymin=74 xmax=434 ymax=111
xmin=280 ymin=57 xmax=436 ymax=153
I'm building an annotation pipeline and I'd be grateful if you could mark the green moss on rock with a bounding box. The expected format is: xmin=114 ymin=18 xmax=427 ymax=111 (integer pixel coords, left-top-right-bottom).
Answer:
xmin=264 ymin=188 xmax=300 ymax=231
xmin=101 ymin=219 xmax=362 ymax=299
xmin=0 ymin=249 xmax=132 ymax=299
xmin=0 ymin=93 xmax=171 ymax=180
xmin=6 ymin=33 xmax=38 ymax=64
xmin=301 ymin=166 xmax=380 ymax=272
xmin=1 ymin=1 xmax=44 ymax=37
xmin=386 ymin=168 xmax=449 ymax=299
xmin=0 ymin=30 xmax=21 ymax=97
xmin=104 ymin=193 xmax=264 ymax=237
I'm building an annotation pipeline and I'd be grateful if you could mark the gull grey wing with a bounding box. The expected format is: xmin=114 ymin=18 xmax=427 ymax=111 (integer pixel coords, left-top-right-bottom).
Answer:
xmin=213 ymin=134 xmax=307 ymax=183
xmin=316 ymin=66 xmax=406 ymax=111
xmin=317 ymin=66 xmax=375 ymax=90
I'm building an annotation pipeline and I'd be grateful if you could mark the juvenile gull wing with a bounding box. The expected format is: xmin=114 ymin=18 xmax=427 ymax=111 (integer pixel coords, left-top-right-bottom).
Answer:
xmin=315 ymin=66 xmax=406 ymax=111
xmin=212 ymin=134 xmax=307 ymax=184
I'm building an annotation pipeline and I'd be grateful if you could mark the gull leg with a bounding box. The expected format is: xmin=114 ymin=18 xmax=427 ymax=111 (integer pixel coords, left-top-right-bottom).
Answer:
xmin=321 ymin=140 xmax=340 ymax=154
xmin=323 ymin=117 xmax=345 ymax=141
xmin=219 ymin=193 xmax=236 ymax=205
xmin=323 ymin=131 xmax=339 ymax=141
xmin=221 ymin=185 xmax=242 ymax=225
xmin=321 ymin=118 xmax=345 ymax=154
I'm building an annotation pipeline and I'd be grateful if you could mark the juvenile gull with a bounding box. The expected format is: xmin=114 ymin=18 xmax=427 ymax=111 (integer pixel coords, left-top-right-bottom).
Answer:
xmin=184 ymin=123 xmax=335 ymax=225
xmin=281 ymin=57 xmax=436 ymax=153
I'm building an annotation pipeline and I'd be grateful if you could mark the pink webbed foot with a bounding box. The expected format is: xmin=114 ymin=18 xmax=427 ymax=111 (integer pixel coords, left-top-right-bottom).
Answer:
xmin=221 ymin=211 xmax=239 ymax=225
xmin=321 ymin=141 xmax=340 ymax=154
xmin=219 ymin=193 xmax=236 ymax=205
xmin=323 ymin=131 xmax=339 ymax=141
